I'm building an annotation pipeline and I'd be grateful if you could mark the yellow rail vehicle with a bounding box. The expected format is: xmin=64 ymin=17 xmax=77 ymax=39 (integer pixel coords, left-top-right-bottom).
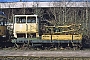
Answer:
xmin=0 ymin=11 xmax=7 ymax=40
xmin=12 ymin=14 xmax=82 ymax=48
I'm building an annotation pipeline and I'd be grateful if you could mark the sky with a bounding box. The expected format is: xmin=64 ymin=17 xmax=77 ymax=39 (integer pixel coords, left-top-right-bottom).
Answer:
xmin=0 ymin=0 xmax=90 ymax=2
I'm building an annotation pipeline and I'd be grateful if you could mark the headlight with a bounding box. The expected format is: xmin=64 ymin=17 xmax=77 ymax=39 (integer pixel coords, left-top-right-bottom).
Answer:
xmin=2 ymin=35 xmax=6 ymax=37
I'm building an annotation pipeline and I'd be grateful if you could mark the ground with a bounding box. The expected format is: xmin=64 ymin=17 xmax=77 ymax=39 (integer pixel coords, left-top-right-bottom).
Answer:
xmin=0 ymin=49 xmax=90 ymax=57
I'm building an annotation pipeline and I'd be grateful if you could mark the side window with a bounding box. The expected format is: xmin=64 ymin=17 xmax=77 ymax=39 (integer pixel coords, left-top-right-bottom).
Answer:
xmin=27 ymin=17 xmax=36 ymax=23
xmin=0 ymin=22 xmax=4 ymax=26
xmin=0 ymin=18 xmax=5 ymax=26
xmin=27 ymin=19 xmax=31 ymax=23
xmin=32 ymin=19 xmax=36 ymax=23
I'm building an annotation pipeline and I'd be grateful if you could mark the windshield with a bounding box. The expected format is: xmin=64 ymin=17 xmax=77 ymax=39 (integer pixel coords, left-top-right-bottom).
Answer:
xmin=16 ymin=17 xmax=26 ymax=23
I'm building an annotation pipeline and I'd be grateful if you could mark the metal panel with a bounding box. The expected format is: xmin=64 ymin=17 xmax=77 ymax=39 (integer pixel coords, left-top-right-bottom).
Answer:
xmin=42 ymin=35 xmax=51 ymax=40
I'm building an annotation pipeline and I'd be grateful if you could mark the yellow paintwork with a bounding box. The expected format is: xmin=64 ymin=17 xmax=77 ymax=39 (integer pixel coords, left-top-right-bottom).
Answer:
xmin=42 ymin=34 xmax=82 ymax=40
xmin=73 ymin=35 xmax=82 ymax=40
xmin=42 ymin=35 xmax=51 ymax=40
xmin=14 ymin=23 xmax=38 ymax=33
xmin=0 ymin=26 xmax=6 ymax=36
xmin=52 ymin=35 xmax=72 ymax=40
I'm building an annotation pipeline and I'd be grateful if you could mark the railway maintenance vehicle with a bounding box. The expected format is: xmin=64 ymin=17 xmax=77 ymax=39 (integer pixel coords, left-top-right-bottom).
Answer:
xmin=11 ymin=14 xmax=83 ymax=49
